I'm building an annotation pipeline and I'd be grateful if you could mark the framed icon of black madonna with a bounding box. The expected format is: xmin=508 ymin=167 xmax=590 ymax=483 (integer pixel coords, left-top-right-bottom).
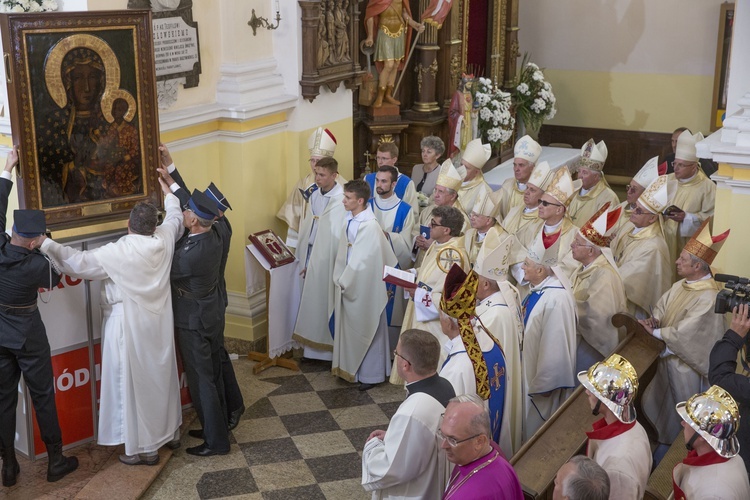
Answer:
xmin=0 ymin=10 xmax=161 ymax=229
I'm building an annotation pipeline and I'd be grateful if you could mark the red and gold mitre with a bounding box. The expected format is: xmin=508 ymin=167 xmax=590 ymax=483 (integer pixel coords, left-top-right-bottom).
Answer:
xmin=578 ymin=202 xmax=622 ymax=247
xmin=683 ymin=218 xmax=729 ymax=266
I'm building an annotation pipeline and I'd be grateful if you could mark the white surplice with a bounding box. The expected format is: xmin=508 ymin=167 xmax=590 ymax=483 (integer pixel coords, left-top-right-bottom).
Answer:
xmin=40 ymin=194 xmax=184 ymax=455
xmin=362 ymin=392 xmax=450 ymax=499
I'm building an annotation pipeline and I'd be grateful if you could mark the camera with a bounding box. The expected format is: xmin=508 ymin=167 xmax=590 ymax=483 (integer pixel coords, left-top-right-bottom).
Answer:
xmin=714 ymin=274 xmax=750 ymax=314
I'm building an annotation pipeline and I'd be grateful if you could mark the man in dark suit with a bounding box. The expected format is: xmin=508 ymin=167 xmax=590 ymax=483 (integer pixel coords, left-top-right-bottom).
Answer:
xmin=0 ymin=147 xmax=78 ymax=486
xmin=158 ymin=144 xmax=245 ymax=430
xmin=171 ymin=188 xmax=230 ymax=456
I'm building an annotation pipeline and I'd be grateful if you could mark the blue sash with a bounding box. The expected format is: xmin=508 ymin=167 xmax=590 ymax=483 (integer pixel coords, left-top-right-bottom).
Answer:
xmin=521 ymin=286 xmax=563 ymax=326
xmin=441 ymin=345 xmax=507 ymax=445
xmin=299 ymin=183 xmax=318 ymax=202
xmin=365 ymin=173 xmax=411 ymax=200
xmin=329 ymin=312 xmax=335 ymax=338
xmin=484 ymin=344 xmax=507 ymax=444
xmin=370 ymin=199 xmax=413 ymax=326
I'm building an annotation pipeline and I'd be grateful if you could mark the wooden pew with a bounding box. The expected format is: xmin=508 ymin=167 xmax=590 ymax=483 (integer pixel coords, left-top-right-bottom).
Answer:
xmin=510 ymin=313 xmax=666 ymax=499
xmin=644 ymin=431 xmax=687 ymax=500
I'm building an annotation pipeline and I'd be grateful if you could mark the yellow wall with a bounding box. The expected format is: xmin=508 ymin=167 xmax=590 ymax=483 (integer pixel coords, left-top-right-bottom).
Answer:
xmin=712 ymin=164 xmax=750 ymax=279
xmin=545 ymin=70 xmax=714 ymax=133
xmin=160 ymin=116 xmax=354 ymax=341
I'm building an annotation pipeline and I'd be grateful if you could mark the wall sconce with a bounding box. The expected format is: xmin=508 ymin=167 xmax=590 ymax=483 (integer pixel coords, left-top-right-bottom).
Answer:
xmin=248 ymin=3 xmax=281 ymax=36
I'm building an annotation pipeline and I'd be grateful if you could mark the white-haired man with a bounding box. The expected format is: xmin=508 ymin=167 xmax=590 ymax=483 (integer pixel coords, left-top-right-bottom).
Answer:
xmin=640 ymin=219 xmax=729 ymax=445
xmin=568 ymin=139 xmax=619 ymax=226
xmin=663 ymin=130 xmax=716 ymax=264
xmin=497 ymin=135 xmax=542 ymax=220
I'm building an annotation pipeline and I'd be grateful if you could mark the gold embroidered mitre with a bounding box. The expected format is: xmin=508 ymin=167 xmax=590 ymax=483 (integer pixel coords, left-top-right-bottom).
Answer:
xmin=308 ymin=127 xmax=337 ymax=158
xmin=528 ymin=161 xmax=554 ymax=191
xmin=436 ymin=159 xmax=463 ymax=192
xmin=440 ymin=264 xmax=490 ymax=399
xmin=683 ymin=217 xmax=729 ymax=265
xmin=545 ymin=166 xmax=580 ymax=207
xmin=638 ymin=175 xmax=677 ymax=214
xmin=575 ymin=138 xmax=608 ymax=172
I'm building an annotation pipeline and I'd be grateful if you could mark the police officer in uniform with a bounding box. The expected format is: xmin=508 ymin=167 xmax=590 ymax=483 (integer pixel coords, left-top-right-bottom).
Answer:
xmin=171 ymin=189 xmax=230 ymax=456
xmin=0 ymin=147 xmax=78 ymax=486
xmin=157 ymin=145 xmax=245 ymax=430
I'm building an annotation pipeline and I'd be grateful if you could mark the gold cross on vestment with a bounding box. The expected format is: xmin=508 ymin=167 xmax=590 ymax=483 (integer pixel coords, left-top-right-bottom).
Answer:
xmin=490 ymin=362 xmax=505 ymax=391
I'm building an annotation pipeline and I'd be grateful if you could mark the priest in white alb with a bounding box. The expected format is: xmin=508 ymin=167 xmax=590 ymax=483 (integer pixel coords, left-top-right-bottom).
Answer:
xmin=370 ymin=165 xmax=417 ymax=346
xmin=511 ymin=166 xmax=582 ymax=291
xmin=457 ymin=138 xmax=492 ymax=215
xmin=463 ymin=191 xmax=506 ymax=265
xmin=331 ymin=180 xmax=398 ymax=389
xmin=567 ymin=139 xmax=619 ymax=226
xmin=292 ymin=157 xmax=347 ymax=359
xmin=611 ymin=156 xmax=665 ymax=234
xmin=610 ymin=175 xmax=675 ymax=318
xmin=570 ymin=203 xmax=627 ymax=372
xmin=520 ymin=233 xmax=577 ymax=440
xmin=276 ymin=127 xmax=345 ymax=251
xmin=500 ymin=160 xmax=551 ymax=236
xmin=40 ymin=180 xmax=183 ymax=464
xmin=640 ymin=218 xmax=729 ymax=444
xmin=663 ymin=130 xmax=716 ymax=265
xmin=496 ymin=135 xmax=542 ymax=220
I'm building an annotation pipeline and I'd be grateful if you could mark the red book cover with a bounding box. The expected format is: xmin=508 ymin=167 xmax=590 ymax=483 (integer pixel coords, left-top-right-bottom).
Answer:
xmin=249 ymin=229 xmax=295 ymax=268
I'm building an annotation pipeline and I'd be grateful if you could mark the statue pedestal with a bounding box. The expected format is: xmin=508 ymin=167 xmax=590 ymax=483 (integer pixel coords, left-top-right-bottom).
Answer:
xmin=367 ymin=103 xmax=401 ymax=122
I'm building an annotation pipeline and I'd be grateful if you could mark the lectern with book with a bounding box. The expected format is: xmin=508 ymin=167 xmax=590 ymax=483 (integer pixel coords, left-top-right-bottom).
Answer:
xmin=245 ymin=230 xmax=300 ymax=374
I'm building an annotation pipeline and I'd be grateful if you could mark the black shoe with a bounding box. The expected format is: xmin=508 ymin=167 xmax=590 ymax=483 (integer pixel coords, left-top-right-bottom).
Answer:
xmin=227 ymin=405 xmax=246 ymax=431
xmin=185 ymin=443 xmax=229 ymax=457
xmin=2 ymin=457 xmax=19 ymax=487
xmin=188 ymin=429 xmax=204 ymax=439
xmin=359 ymin=383 xmax=378 ymax=391
xmin=165 ymin=438 xmax=181 ymax=450
xmin=45 ymin=441 xmax=78 ymax=482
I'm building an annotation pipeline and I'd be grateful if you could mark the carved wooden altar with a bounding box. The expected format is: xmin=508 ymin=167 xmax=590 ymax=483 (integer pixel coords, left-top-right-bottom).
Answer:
xmin=296 ymin=1 xmax=519 ymax=175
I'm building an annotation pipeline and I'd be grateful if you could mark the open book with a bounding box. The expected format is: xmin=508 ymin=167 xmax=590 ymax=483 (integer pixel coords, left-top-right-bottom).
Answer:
xmin=383 ymin=266 xmax=417 ymax=289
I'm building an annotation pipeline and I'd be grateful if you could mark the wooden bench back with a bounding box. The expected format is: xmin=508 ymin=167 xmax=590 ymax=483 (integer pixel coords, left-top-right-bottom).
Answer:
xmin=510 ymin=313 xmax=666 ymax=499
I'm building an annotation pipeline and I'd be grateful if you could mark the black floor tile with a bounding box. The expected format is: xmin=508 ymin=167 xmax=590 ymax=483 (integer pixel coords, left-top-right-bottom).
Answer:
xmin=280 ymin=410 xmax=341 ymax=436
xmin=239 ymin=437 xmax=302 ymax=466
xmin=378 ymin=401 xmax=402 ymax=420
xmin=343 ymin=426 xmax=385 ymax=452
xmin=317 ymin=387 xmax=374 ymax=410
xmin=306 ymin=452 xmax=362 ymax=483
xmin=246 ymin=397 xmax=278 ymax=419
xmin=196 ymin=468 xmax=258 ymax=499
xmin=262 ymin=484 xmax=326 ymax=500
xmin=265 ymin=375 xmax=316 ymax=396
xmin=298 ymin=358 xmax=333 ymax=373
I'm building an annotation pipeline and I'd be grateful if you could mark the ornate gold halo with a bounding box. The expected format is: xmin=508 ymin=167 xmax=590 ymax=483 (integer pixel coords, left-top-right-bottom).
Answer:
xmin=44 ymin=33 xmax=136 ymax=124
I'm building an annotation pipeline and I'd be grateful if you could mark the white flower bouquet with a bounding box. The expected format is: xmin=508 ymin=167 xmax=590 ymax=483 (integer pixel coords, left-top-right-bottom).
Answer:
xmin=512 ymin=54 xmax=556 ymax=136
xmin=473 ymin=76 xmax=515 ymax=153
xmin=1 ymin=0 xmax=57 ymax=12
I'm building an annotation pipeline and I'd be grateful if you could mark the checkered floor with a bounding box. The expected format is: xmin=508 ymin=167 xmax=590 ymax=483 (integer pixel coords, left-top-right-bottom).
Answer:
xmin=143 ymin=357 xmax=407 ymax=500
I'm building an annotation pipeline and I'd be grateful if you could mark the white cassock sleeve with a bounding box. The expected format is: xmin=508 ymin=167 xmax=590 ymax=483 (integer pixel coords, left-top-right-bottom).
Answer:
xmin=361 ymin=407 xmax=439 ymax=491
xmin=679 ymin=212 xmax=701 ymax=237
xmin=40 ymin=239 xmax=109 ymax=281
xmin=414 ymin=288 xmax=439 ymax=322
